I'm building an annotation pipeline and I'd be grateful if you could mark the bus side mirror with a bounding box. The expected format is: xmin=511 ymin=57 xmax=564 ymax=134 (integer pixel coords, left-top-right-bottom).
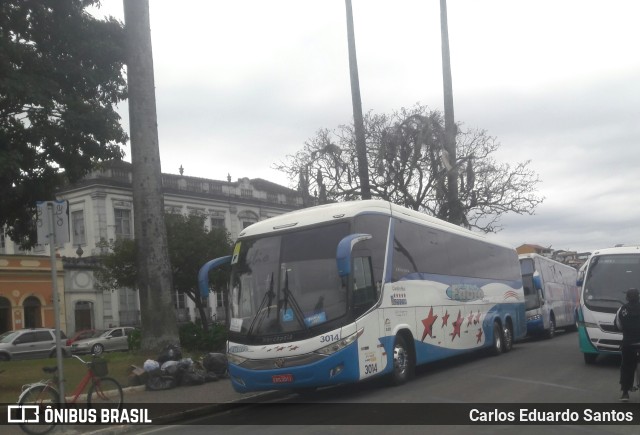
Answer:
xmin=532 ymin=271 xmax=542 ymax=291
xmin=198 ymin=255 xmax=232 ymax=298
xmin=336 ymin=234 xmax=372 ymax=277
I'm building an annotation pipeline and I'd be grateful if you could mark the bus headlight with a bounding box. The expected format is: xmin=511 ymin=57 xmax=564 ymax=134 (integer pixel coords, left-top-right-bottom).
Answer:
xmin=315 ymin=328 xmax=363 ymax=356
xmin=227 ymin=352 xmax=248 ymax=365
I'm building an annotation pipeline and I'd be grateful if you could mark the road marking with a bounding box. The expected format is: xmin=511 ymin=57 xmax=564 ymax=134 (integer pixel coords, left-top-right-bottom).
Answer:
xmin=484 ymin=374 xmax=590 ymax=392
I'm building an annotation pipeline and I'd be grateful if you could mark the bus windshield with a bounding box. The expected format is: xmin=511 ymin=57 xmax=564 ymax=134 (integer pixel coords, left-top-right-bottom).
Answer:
xmin=229 ymin=222 xmax=350 ymax=338
xmin=584 ymin=254 xmax=640 ymax=312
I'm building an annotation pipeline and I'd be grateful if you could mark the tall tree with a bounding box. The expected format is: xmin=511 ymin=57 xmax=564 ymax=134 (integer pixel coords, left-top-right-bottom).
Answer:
xmin=275 ymin=104 xmax=544 ymax=233
xmin=439 ymin=0 xmax=462 ymax=225
xmin=165 ymin=214 xmax=232 ymax=331
xmin=0 ymin=0 xmax=127 ymax=248
xmin=123 ymin=0 xmax=178 ymax=350
xmin=344 ymin=0 xmax=371 ymax=200
xmin=94 ymin=214 xmax=233 ymax=332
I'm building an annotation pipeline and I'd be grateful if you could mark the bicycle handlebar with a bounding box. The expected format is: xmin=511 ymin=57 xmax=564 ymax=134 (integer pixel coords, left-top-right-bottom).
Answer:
xmin=70 ymin=353 xmax=100 ymax=365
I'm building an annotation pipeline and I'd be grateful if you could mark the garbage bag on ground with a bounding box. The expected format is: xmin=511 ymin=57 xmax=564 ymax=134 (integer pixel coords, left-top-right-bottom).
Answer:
xmin=202 ymin=353 xmax=228 ymax=378
xmin=181 ymin=366 xmax=206 ymax=386
xmin=143 ymin=359 xmax=160 ymax=372
xmin=160 ymin=359 xmax=179 ymax=375
xmin=157 ymin=343 xmax=182 ymax=364
xmin=177 ymin=357 xmax=194 ymax=369
xmin=145 ymin=368 xmax=177 ymax=391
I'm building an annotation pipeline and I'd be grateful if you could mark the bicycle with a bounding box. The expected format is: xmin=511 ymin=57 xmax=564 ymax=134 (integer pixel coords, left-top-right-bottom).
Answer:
xmin=16 ymin=354 xmax=123 ymax=435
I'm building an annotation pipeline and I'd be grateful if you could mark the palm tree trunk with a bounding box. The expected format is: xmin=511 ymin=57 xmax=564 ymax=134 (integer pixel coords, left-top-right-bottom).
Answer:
xmin=123 ymin=0 xmax=179 ymax=351
xmin=345 ymin=0 xmax=371 ymax=200
xmin=440 ymin=0 xmax=462 ymax=225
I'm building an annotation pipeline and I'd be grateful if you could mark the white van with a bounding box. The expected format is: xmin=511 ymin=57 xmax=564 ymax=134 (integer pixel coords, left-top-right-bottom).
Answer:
xmin=576 ymin=246 xmax=640 ymax=363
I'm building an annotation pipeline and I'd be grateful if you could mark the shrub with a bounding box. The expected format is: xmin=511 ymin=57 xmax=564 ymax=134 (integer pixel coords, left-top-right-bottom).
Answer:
xmin=179 ymin=322 xmax=227 ymax=353
xmin=128 ymin=328 xmax=142 ymax=351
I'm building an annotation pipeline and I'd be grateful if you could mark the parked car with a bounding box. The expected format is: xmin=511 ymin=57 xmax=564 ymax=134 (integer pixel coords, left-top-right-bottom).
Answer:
xmin=65 ymin=329 xmax=96 ymax=346
xmin=70 ymin=327 xmax=136 ymax=356
xmin=0 ymin=328 xmax=68 ymax=361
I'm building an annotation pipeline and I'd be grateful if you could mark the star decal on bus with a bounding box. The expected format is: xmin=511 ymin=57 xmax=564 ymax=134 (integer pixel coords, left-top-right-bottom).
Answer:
xmin=421 ymin=307 xmax=438 ymax=341
xmin=450 ymin=310 xmax=462 ymax=341
xmin=474 ymin=311 xmax=481 ymax=325
xmin=467 ymin=311 xmax=474 ymax=326
xmin=441 ymin=310 xmax=450 ymax=327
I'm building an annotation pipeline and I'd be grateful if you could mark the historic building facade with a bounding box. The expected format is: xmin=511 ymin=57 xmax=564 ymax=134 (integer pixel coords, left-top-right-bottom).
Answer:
xmin=0 ymin=161 xmax=304 ymax=335
xmin=0 ymin=255 xmax=66 ymax=334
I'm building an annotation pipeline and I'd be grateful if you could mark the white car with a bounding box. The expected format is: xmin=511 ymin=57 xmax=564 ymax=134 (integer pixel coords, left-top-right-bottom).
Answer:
xmin=70 ymin=326 xmax=136 ymax=355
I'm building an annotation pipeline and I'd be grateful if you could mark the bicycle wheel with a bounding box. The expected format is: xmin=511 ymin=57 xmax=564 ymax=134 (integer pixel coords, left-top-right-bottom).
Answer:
xmin=17 ymin=384 xmax=60 ymax=435
xmin=87 ymin=377 xmax=123 ymax=410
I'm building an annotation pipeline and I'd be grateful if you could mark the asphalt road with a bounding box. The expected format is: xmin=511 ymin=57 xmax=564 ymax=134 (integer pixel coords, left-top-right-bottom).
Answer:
xmin=141 ymin=329 xmax=639 ymax=435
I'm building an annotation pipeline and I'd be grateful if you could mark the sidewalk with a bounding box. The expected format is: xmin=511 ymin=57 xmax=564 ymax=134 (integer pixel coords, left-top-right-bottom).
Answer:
xmin=3 ymin=378 xmax=286 ymax=435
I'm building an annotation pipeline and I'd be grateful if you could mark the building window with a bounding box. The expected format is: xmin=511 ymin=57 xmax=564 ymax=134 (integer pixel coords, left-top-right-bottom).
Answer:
xmin=114 ymin=208 xmax=132 ymax=240
xmin=72 ymin=210 xmax=86 ymax=246
xmin=210 ymin=217 xmax=226 ymax=230
xmin=0 ymin=229 xmax=5 ymax=253
xmin=267 ymin=193 xmax=278 ymax=203
xmin=216 ymin=291 xmax=225 ymax=308
xmin=173 ymin=291 xmax=186 ymax=309
xmin=242 ymin=221 xmax=256 ymax=229
xmin=241 ymin=189 xmax=253 ymax=198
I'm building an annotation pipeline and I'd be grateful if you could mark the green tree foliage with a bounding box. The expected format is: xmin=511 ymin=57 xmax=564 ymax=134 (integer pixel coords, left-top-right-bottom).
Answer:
xmin=95 ymin=213 xmax=233 ymax=330
xmin=0 ymin=0 xmax=127 ymax=248
xmin=275 ymin=104 xmax=544 ymax=233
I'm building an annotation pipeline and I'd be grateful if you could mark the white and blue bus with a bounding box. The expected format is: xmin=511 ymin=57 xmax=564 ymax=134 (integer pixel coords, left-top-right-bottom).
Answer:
xmin=519 ymin=253 xmax=579 ymax=338
xmin=202 ymin=200 xmax=525 ymax=393
xmin=577 ymin=246 xmax=640 ymax=364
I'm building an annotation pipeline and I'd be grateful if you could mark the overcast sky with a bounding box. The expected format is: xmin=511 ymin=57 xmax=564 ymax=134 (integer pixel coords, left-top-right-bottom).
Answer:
xmin=94 ymin=0 xmax=640 ymax=254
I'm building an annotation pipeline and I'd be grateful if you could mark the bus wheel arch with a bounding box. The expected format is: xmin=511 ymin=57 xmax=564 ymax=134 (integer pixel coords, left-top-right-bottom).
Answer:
xmin=387 ymin=330 xmax=415 ymax=386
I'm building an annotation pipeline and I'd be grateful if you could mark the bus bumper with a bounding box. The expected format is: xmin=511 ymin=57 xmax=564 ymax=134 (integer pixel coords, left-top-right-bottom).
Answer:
xmin=526 ymin=315 xmax=544 ymax=334
xmin=228 ymin=342 xmax=360 ymax=393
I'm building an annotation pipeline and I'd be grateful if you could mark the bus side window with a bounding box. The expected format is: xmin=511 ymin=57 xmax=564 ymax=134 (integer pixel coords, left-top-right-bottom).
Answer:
xmin=353 ymin=256 xmax=377 ymax=310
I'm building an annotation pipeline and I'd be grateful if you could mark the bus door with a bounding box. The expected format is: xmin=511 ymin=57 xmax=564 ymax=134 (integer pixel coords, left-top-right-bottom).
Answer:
xmin=351 ymin=251 xmax=385 ymax=379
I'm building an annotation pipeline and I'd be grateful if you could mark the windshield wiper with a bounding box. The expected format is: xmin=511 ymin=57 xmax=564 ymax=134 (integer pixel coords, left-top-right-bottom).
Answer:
xmin=246 ymin=273 xmax=275 ymax=337
xmin=282 ymin=270 xmax=309 ymax=330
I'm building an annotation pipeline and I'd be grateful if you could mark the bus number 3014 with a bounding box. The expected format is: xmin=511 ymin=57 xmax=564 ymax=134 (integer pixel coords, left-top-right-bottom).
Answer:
xmin=364 ymin=363 xmax=378 ymax=375
xmin=320 ymin=334 xmax=339 ymax=343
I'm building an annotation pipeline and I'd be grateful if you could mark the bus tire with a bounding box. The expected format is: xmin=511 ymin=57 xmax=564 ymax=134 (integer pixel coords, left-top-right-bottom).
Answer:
xmin=388 ymin=334 xmax=414 ymax=386
xmin=490 ymin=322 xmax=503 ymax=356
xmin=583 ymin=353 xmax=598 ymax=364
xmin=503 ymin=322 xmax=513 ymax=352
xmin=546 ymin=315 xmax=556 ymax=339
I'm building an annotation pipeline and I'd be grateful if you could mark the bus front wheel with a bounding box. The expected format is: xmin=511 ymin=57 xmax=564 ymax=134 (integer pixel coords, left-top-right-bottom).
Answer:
xmin=388 ymin=334 xmax=414 ymax=386
xmin=490 ymin=322 xmax=503 ymax=356
xmin=503 ymin=323 xmax=513 ymax=352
